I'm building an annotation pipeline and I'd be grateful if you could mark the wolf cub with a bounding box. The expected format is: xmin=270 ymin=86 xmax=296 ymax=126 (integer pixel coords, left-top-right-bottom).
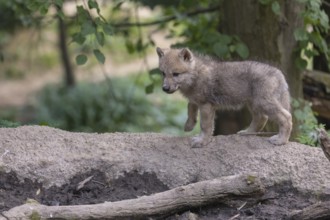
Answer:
xmin=156 ymin=47 xmax=292 ymax=148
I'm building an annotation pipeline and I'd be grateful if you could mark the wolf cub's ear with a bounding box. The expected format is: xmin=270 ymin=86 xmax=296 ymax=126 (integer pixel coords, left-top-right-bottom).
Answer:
xmin=156 ymin=47 xmax=165 ymax=58
xmin=179 ymin=48 xmax=193 ymax=62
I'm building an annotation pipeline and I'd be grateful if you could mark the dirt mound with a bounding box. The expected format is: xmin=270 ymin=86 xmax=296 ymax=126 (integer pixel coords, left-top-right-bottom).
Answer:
xmin=1 ymin=126 xmax=330 ymax=219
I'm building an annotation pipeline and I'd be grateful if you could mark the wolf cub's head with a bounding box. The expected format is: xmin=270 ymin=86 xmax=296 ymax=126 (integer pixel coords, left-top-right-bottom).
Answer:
xmin=156 ymin=47 xmax=196 ymax=94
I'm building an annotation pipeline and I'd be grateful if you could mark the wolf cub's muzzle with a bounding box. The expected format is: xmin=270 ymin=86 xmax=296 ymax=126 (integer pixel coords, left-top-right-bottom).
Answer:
xmin=162 ymin=85 xmax=176 ymax=94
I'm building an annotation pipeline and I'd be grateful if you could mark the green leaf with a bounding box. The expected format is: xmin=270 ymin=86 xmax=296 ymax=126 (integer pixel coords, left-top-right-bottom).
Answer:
xmin=202 ymin=32 xmax=221 ymax=44
xmin=76 ymin=6 xmax=89 ymax=21
xmin=125 ymin=40 xmax=135 ymax=54
xmin=96 ymin=31 xmax=105 ymax=46
xmin=72 ymin=33 xmax=86 ymax=45
xmin=235 ymin=43 xmax=249 ymax=59
xmin=294 ymin=28 xmax=308 ymax=41
xmin=93 ymin=49 xmax=105 ymax=64
xmin=88 ymin=0 xmax=100 ymax=13
xmin=149 ymin=68 xmax=161 ymax=76
xmin=136 ymin=39 xmax=143 ymax=52
xmin=304 ymin=48 xmax=319 ymax=58
xmin=295 ymin=57 xmax=307 ymax=69
xmin=81 ymin=21 xmax=95 ymax=36
xmin=39 ymin=3 xmax=50 ymax=15
xmin=271 ymin=1 xmax=281 ymax=16
xmin=213 ymin=42 xmax=229 ymax=58
xmin=26 ymin=1 xmax=40 ymax=11
xmin=53 ymin=0 xmax=64 ymax=7
xmin=57 ymin=10 xmax=65 ymax=20
xmin=76 ymin=54 xmax=88 ymax=65
xmin=320 ymin=10 xmax=330 ymax=31
xmin=102 ymin=24 xmax=113 ymax=35
xmin=145 ymin=84 xmax=154 ymax=94
xmin=218 ymin=34 xmax=232 ymax=45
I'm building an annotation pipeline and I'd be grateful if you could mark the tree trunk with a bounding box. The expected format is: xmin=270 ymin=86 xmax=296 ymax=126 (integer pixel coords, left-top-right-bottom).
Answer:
xmin=216 ymin=0 xmax=304 ymax=136
xmin=57 ymin=7 xmax=75 ymax=87
xmin=314 ymin=0 xmax=330 ymax=73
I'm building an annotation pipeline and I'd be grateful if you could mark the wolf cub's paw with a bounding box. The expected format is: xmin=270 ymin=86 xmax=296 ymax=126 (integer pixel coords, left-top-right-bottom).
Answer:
xmin=268 ymin=135 xmax=287 ymax=145
xmin=191 ymin=136 xmax=204 ymax=148
xmin=191 ymin=135 xmax=211 ymax=148
xmin=237 ymin=129 xmax=249 ymax=135
xmin=184 ymin=120 xmax=196 ymax=132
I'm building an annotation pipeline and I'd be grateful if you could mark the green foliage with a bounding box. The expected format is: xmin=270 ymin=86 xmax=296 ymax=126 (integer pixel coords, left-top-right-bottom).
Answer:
xmin=75 ymin=54 xmax=88 ymax=66
xmin=35 ymin=76 xmax=187 ymax=134
xmin=294 ymin=0 xmax=329 ymax=69
xmin=0 ymin=0 xmax=40 ymax=31
xmin=258 ymin=0 xmax=329 ymax=70
xmin=167 ymin=12 xmax=249 ymax=59
xmin=0 ymin=120 xmax=20 ymax=128
xmin=292 ymin=98 xmax=324 ymax=146
xmin=258 ymin=0 xmax=281 ymax=16
xmin=71 ymin=1 xmax=112 ymax=65
xmin=0 ymin=0 xmax=112 ymax=65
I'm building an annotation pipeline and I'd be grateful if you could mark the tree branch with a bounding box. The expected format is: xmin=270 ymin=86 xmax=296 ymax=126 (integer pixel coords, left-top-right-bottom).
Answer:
xmin=112 ymin=5 xmax=220 ymax=28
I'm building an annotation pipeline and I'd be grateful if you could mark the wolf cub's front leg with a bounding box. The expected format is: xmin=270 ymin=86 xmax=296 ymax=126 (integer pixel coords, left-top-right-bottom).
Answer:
xmin=184 ymin=102 xmax=198 ymax=132
xmin=191 ymin=104 xmax=215 ymax=148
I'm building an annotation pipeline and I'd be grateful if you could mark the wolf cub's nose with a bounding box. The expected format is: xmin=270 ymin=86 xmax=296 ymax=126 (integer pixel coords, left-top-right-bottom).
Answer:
xmin=162 ymin=85 xmax=170 ymax=92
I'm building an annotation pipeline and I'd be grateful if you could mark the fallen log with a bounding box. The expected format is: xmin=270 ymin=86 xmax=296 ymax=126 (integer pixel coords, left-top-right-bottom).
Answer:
xmin=303 ymin=69 xmax=330 ymax=120
xmin=1 ymin=174 xmax=264 ymax=220
xmin=290 ymin=202 xmax=330 ymax=220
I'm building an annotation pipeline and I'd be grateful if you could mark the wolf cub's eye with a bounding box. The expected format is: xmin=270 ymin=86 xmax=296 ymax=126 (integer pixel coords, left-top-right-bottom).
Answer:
xmin=162 ymin=72 xmax=166 ymax=77
xmin=173 ymin=72 xmax=180 ymax=77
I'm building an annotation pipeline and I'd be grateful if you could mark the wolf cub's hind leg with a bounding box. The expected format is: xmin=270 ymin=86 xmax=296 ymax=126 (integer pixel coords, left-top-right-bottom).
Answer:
xmin=238 ymin=112 xmax=268 ymax=134
xmin=184 ymin=102 xmax=198 ymax=132
xmin=266 ymin=102 xmax=292 ymax=145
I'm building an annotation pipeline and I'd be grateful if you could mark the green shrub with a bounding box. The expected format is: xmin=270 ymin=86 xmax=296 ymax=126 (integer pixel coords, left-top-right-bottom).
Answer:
xmin=35 ymin=77 xmax=189 ymax=134
xmin=0 ymin=119 xmax=20 ymax=128
xmin=292 ymin=98 xmax=325 ymax=146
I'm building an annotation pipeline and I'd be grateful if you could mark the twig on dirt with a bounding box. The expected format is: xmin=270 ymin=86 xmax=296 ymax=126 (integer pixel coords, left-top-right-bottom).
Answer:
xmin=228 ymin=214 xmax=240 ymax=220
xmin=76 ymin=175 xmax=94 ymax=191
xmin=91 ymin=180 xmax=106 ymax=187
xmin=0 ymin=150 xmax=9 ymax=160
xmin=237 ymin=201 xmax=247 ymax=210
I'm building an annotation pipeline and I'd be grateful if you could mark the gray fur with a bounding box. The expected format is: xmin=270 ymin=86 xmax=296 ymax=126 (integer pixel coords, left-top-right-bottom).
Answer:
xmin=157 ymin=47 xmax=292 ymax=147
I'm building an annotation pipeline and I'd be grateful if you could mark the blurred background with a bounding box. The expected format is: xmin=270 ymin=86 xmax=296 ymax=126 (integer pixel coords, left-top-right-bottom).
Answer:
xmin=0 ymin=0 xmax=330 ymax=146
